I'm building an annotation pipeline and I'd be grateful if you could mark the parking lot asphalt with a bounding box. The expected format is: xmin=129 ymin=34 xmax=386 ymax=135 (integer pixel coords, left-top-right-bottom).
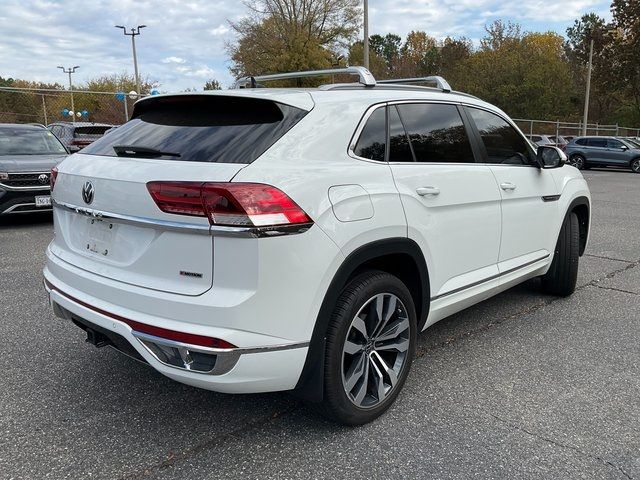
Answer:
xmin=1 ymin=168 xmax=639 ymax=480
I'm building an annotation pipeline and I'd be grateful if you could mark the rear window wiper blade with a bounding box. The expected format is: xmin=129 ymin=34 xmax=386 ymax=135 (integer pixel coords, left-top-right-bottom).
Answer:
xmin=113 ymin=145 xmax=181 ymax=158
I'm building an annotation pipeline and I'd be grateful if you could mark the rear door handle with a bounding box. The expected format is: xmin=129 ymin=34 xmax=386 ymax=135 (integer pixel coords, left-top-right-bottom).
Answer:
xmin=416 ymin=186 xmax=440 ymax=196
xmin=500 ymin=182 xmax=517 ymax=191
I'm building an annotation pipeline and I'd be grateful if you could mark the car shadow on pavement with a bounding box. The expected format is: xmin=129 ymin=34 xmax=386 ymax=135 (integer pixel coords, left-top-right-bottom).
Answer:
xmin=0 ymin=212 xmax=52 ymax=228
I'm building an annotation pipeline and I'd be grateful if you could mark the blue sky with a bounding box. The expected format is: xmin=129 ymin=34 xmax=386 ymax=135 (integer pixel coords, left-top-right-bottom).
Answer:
xmin=0 ymin=0 xmax=612 ymax=92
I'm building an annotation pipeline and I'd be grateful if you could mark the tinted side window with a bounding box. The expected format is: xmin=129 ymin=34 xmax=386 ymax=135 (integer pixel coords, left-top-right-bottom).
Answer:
xmin=607 ymin=139 xmax=624 ymax=149
xmin=576 ymin=138 xmax=588 ymax=146
xmin=396 ymin=103 xmax=475 ymax=163
xmin=354 ymin=107 xmax=386 ymax=161
xmin=467 ymin=108 xmax=533 ymax=165
xmin=388 ymin=106 xmax=414 ymax=162
xmin=587 ymin=138 xmax=607 ymax=148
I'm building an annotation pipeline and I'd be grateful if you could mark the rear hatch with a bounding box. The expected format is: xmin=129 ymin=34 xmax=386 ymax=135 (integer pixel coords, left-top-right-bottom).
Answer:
xmin=50 ymin=93 xmax=310 ymax=295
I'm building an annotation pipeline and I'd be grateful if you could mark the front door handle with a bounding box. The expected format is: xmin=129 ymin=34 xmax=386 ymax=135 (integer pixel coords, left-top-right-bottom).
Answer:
xmin=416 ymin=186 xmax=440 ymax=196
xmin=500 ymin=182 xmax=517 ymax=191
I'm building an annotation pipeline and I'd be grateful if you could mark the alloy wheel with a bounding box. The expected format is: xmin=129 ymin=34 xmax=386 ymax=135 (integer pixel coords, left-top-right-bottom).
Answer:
xmin=632 ymin=159 xmax=640 ymax=173
xmin=341 ymin=293 xmax=410 ymax=409
xmin=570 ymin=156 xmax=585 ymax=169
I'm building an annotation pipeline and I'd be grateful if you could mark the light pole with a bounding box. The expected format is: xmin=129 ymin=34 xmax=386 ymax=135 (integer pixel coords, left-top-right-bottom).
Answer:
xmin=115 ymin=25 xmax=146 ymax=95
xmin=582 ymin=37 xmax=594 ymax=137
xmin=57 ymin=65 xmax=79 ymax=124
xmin=363 ymin=0 xmax=369 ymax=69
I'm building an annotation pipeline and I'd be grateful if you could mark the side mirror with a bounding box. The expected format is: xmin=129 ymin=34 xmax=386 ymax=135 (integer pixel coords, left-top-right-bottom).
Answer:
xmin=621 ymin=145 xmax=629 ymax=151
xmin=536 ymin=145 xmax=566 ymax=169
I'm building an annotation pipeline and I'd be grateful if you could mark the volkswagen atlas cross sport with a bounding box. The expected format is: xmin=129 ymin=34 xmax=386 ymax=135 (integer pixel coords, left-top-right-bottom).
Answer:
xmin=44 ymin=67 xmax=591 ymax=425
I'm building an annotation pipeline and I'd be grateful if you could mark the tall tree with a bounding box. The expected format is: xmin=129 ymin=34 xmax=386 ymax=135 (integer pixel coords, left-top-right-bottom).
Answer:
xmin=204 ymin=79 xmax=222 ymax=90
xmin=565 ymin=13 xmax=616 ymax=123
xmin=399 ymin=31 xmax=441 ymax=77
xmin=439 ymin=37 xmax=473 ymax=90
xmin=611 ymin=0 xmax=640 ymax=123
xmin=467 ymin=25 xmax=575 ymax=119
xmin=228 ymin=0 xmax=360 ymax=83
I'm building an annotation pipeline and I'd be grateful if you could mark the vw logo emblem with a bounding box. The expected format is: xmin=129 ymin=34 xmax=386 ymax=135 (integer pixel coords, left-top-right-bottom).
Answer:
xmin=82 ymin=181 xmax=94 ymax=205
xmin=38 ymin=173 xmax=49 ymax=185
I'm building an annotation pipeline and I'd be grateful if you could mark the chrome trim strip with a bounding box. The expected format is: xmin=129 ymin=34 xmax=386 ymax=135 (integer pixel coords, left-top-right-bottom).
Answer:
xmin=2 ymin=202 xmax=52 ymax=214
xmin=431 ymin=254 xmax=550 ymax=301
xmin=132 ymin=331 xmax=309 ymax=355
xmin=0 ymin=183 xmax=51 ymax=191
xmin=132 ymin=331 xmax=309 ymax=376
xmin=53 ymin=199 xmax=212 ymax=235
xmin=53 ymin=200 xmax=312 ymax=238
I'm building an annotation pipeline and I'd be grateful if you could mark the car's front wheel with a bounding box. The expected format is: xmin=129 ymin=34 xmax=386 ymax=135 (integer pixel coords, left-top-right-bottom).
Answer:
xmin=631 ymin=158 xmax=640 ymax=174
xmin=541 ymin=212 xmax=579 ymax=296
xmin=318 ymin=271 xmax=417 ymax=425
xmin=569 ymin=154 xmax=586 ymax=170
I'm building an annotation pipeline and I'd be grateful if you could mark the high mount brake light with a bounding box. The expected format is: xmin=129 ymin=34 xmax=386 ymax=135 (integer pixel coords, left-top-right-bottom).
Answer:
xmin=146 ymin=182 xmax=312 ymax=228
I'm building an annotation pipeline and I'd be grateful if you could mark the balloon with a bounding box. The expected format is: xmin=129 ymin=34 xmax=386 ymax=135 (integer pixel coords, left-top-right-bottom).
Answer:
xmin=115 ymin=92 xmax=125 ymax=102
xmin=68 ymin=110 xmax=74 ymax=117
xmin=82 ymin=110 xmax=89 ymax=117
xmin=76 ymin=112 xmax=82 ymax=118
xmin=62 ymin=108 xmax=69 ymax=116
xmin=150 ymin=89 xmax=160 ymax=96
xmin=128 ymin=90 xmax=138 ymax=99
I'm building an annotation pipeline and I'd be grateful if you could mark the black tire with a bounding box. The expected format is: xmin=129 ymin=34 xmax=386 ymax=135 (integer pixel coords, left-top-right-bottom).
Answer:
xmin=541 ymin=212 xmax=579 ymax=296
xmin=631 ymin=158 xmax=640 ymax=174
xmin=569 ymin=154 xmax=586 ymax=170
xmin=316 ymin=270 xmax=417 ymax=425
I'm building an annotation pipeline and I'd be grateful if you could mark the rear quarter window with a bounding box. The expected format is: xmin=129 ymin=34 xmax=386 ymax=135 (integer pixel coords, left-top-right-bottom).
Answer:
xmin=81 ymin=95 xmax=308 ymax=164
xmin=354 ymin=107 xmax=386 ymax=161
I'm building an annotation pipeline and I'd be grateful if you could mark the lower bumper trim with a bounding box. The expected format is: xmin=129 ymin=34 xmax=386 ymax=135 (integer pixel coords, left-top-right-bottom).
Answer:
xmin=45 ymin=277 xmax=309 ymax=376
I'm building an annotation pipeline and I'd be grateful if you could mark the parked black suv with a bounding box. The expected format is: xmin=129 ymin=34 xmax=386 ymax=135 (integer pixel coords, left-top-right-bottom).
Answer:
xmin=565 ymin=136 xmax=640 ymax=173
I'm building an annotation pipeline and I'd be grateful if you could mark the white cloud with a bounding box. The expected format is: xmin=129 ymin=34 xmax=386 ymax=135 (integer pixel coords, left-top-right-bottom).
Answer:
xmin=162 ymin=56 xmax=186 ymax=64
xmin=210 ymin=24 xmax=230 ymax=36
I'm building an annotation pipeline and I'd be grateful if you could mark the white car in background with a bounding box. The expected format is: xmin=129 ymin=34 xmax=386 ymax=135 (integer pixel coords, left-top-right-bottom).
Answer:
xmin=44 ymin=67 xmax=591 ymax=425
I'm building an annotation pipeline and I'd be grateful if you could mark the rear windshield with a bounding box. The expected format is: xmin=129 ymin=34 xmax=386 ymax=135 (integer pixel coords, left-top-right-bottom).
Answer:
xmin=0 ymin=127 xmax=67 ymax=155
xmin=81 ymin=95 xmax=308 ymax=164
xmin=74 ymin=126 xmax=112 ymax=137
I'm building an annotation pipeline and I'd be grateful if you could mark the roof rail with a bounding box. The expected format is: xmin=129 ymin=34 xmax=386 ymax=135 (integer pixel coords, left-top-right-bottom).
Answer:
xmin=376 ymin=76 xmax=452 ymax=93
xmin=233 ymin=66 xmax=376 ymax=89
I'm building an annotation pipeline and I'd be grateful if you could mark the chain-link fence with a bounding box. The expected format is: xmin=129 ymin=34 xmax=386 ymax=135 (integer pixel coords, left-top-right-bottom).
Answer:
xmin=513 ymin=119 xmax=640 ymax=139
xmin=0 ymin=87 xmax=137 ymax=126
xmin=3 ymin=86 xmax=640 ymax=138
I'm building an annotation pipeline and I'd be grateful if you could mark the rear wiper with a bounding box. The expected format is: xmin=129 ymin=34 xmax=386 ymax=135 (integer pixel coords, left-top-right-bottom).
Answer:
xmin=113 ymin=145 xmax=181 ymax=158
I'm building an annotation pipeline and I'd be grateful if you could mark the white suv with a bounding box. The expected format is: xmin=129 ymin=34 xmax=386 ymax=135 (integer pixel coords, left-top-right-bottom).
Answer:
xmin=44 ymin=67 xmax=591 ymax=425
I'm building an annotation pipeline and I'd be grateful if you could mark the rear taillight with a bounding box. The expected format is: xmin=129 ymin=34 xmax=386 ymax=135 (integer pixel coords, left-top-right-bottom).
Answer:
xmin=146 ymin=182 xmax=312 ymax=228
xmin=50 ymin=166 xmax=58 ymax=190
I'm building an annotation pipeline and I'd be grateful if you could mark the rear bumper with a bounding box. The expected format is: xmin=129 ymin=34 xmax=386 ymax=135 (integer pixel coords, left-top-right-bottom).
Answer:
xmin=44 ymin=267 xmax=310 ymax=394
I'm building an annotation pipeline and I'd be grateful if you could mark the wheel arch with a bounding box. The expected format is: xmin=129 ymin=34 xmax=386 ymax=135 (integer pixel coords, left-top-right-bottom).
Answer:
xmin=293 ymin=238 xmax=430 ymax=402
xmin=566 ymin=196 xmax=590 ymax=256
